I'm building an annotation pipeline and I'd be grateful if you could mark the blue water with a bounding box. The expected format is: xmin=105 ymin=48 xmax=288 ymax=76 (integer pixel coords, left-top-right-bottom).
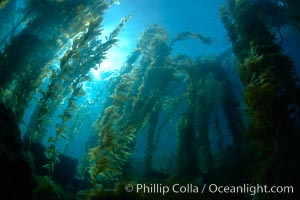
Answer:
xmin=101 ymin=0 xmax=228 ymax=70
xmin=1 ymin=0 xmax=299 ymax=199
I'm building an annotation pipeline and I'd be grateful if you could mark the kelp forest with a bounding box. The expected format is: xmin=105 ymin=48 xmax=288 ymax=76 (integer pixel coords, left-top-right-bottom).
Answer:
xmin=0 ymin=0 xmax=299 ymax=199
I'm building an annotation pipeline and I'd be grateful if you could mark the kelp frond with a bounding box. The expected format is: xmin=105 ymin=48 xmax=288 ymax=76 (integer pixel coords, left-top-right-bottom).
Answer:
xmin=170 ymin=31 xmax=212 ymax=47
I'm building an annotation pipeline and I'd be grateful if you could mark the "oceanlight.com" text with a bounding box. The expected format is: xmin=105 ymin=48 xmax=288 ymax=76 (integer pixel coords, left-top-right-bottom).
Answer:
xmin=124 ymin=183 xmax=294 ymax=196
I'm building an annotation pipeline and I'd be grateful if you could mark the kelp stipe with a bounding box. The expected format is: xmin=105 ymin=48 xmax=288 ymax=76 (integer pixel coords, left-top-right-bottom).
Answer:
xmin=221 ymin=0 xmax=300 ymax=198
xmin=172 ymin=55 xmax=244 ymax=182
xmin=3 ymin=1 xmax=298 ymax=199
xmin=86 ymin=25 xmax=175 ymax=187
xmin=1 ymin=0 xmax=132 ymax=176
xmin=29 ymin=0 xmax=110 ymax=143
xmin=0 ymin=0 xmax=97 ymax=123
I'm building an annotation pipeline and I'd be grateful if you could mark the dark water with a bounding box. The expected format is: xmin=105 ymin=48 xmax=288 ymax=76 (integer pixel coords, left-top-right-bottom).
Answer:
xmin=0 ymin=0 xmax=299 ymax=199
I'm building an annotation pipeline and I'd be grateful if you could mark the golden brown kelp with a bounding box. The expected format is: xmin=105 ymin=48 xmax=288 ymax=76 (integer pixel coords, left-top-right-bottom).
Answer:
xmin=87 ymin=77 xmax=136 ymax=186
xmin=80 ymin=57 xmax=136 ymax=186
xmin=0 ymin=31 xmax=48 ymax=121
xmin=152 ymin=34 xmax=214 ymax=174
xmin=87 ymin=25 xmax=178 ymax=188
xmin=208 ymin=55 xmax=245 ymax=149
xmin=197 ymin=76 xmax=224 ymax=177
xmin=87 ymin=59 xmax=143 ymax=186
xmin=28 ymin=1 xmax=128 ymax=144
xmin=33 ymin=175 xmax=74 ymax=200
xmin=0 ymin=0 xmax=101 ymax=123
xmin=173 ymin=56 xmax=199 ymax=179
xmin=221 ymin=0 xmax=300 ymax=196
xmin=55 ymin=15 xmax=131 ymax=143
xmin=174 ymin=58 xmax=215 ymax=179
xmin=124 ymin=26 xmax=180 ymax=179
xmin=14 ymin=1 xmax=130 ymax=176
xmin=62 ymin=103 xmax=89 ymax=154
xmin=171 ymin=53 xmax=244 ymax=182
xmin=77 ymin=45 xmax=141 ymax=183
xmin=43 ymin=19 xmax=131 ymax=177
xmin=144 ymin=101 xmax=163 ymax=177
xmin=170 ymin=31 xmax=212 ymax=47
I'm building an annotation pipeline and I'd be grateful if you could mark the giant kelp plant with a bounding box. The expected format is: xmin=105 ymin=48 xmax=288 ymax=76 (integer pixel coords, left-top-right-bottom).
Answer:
xmin=221 ymin=0 xmax=300 ymax=199
xmin=0 ymin=0 xmax=299 ymax=199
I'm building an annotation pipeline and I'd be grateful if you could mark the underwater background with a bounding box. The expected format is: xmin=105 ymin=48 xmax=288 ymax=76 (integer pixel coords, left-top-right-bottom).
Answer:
xmin=0 ymin=0 xmax=300 ymax=199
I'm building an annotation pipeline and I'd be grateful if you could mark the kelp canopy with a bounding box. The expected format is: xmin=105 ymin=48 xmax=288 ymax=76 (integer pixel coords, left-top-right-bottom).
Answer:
xmin=0 ymin=0 xmax=299 ymax=199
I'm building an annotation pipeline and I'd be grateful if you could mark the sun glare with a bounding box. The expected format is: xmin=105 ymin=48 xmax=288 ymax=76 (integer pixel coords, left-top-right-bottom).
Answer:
xmin=90 ymin=44 xmax=131 ymax=80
